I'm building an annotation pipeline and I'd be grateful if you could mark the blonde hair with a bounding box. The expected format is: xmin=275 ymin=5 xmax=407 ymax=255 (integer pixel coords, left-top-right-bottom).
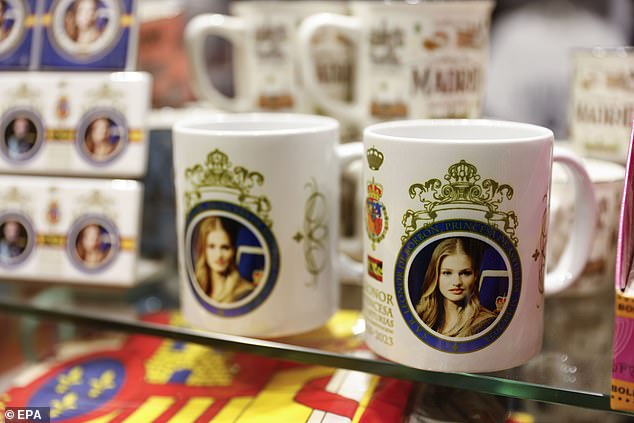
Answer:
xmin=75 ymin=223 xmax=104 ymax=262
xmin=64 ymin=0 xmax=98 ymax=42
xmin=416 ymin=237 xmax=491 ymax=337
xmin=194 ymin=216 xmax=240 ymax=297
xmin=84 ymin=117 xmax=113 ymax=156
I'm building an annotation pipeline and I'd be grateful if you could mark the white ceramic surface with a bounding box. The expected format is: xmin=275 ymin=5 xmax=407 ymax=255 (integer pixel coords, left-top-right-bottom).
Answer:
xmin=549 ymin=153 xmax=625 ymax=296
xmin=185 ymin=1 xmax=352 ymax=115
xmin=173 ymin=113 xmax=362 ymax=337
xmin=298 ymin=1 xmax=494 ymax=128
xmin=569 ymin=47 xmax=634 ymax=164
xmin=361 ymin=119 xmax=597 ymax=372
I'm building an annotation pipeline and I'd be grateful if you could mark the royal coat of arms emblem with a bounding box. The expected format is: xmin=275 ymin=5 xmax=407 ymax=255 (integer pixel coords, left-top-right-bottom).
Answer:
xmin=366 ymin=177 xmax=388 ymax=250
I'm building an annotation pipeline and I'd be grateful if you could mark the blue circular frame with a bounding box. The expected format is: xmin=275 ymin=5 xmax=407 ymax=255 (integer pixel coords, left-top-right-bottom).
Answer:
xmin=75 ymin=107 xmax=128 ymax=166
xmin=48 ymin=0 xmax=123 ymax=62
xmin=395 ymin=219 xmax=522 ymax=353
xmin=66 ymin=213 xmax=120 ymax=273
xmin=185 ymin=201 xmax=280 ymax=317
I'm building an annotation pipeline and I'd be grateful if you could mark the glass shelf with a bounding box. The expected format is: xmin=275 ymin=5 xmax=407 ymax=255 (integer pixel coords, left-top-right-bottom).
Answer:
xmin=0 ymin=265 xmax=626 ymax=416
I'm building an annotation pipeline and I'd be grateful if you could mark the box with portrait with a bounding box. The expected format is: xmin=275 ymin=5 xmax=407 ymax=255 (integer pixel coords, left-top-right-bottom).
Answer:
xmin=0 ymin=71 xmax=151 ymax=177
xmin=0 ymin=0 xmax=38 ymax=69
xmin=39 ymin=0 xmax=137 ymax=70
xmin=612 ymin=133 xmax=634 ymax=412
xmin=0 ymin=175 xmax=143 ymax=286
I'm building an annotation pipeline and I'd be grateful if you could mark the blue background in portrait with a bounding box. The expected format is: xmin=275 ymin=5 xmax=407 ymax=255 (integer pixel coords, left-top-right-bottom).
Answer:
xmin=28 ymin=358 xmax=124 ymax=422
xmin=235 ymin=228 xmax=265 ymax=283
xmin=407 ymin=237 xmax=509 ymax=314
xmin=94 ymin=225 xmax=112 ymax=253
xmin=0 ymin=0 xmax=35 ymax=69
xmin=40 ymin=0 xmax=133 ymax=70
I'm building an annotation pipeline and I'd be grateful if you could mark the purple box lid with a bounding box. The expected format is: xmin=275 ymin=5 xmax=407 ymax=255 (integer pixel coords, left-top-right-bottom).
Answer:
xmin=39 ymin=0 xmax=136 ymax=70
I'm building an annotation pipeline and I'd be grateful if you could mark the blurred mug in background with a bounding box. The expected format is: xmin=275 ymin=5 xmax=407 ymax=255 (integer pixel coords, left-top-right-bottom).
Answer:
xmin=568 ymin=47 xmax=634 ymax=164
xmin=184 ymin=1 xmax=358 ymax=141
xmin=548 ymin=151 xmax=625 ymax=296
xmin=298 ymin=0 xmax=495 ymax=130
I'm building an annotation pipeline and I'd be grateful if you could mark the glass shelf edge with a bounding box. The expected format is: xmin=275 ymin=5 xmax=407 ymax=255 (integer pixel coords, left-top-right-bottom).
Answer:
xmin=0 ymin=297 xmax=623 ymax=413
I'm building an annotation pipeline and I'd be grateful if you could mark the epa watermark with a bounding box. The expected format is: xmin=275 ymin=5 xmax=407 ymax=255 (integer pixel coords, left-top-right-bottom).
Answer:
xmin=3 ymin=408 xmax=50 ymax=422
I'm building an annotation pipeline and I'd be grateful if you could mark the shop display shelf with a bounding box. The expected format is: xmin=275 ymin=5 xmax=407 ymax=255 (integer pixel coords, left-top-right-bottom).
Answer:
xmin=0 ymin=267 xmax=625 ymax=416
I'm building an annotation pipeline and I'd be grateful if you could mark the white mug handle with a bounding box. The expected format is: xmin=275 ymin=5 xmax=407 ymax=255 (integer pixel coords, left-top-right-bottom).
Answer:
xmin=336 ymin=142 xmax=364 ymax=282
xmin=185 ymin=14 xmax=251 ymax=112
xmin=545 ymin=146 xmax=598 ymax=295
xmin=298 ymin=13 xmax=364 ymax=127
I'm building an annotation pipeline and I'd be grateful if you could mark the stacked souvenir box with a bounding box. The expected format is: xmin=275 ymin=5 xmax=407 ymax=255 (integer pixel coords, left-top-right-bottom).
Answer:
xmin=0 ymin=0 xmax=138 ymax=71
xmin=0 ymin=0 xmax=151 ymax=286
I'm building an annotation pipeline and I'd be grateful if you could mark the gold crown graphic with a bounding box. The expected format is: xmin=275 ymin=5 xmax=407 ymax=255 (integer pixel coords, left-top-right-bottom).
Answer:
xmin=366 ymin=146 xmax=384 ymax=170
xmin=84 ymin=83 xmax=125 ymax=111
xmin=11 ymin=83 xmax=40 ymax=102
xmin=88 ymin=83 xmax=120 ymax=101
xmin=0 ymin=187 xmax=31 ymax=214
xmin=5 ymin=83 xmax=41 ymax=111
xmin=402 ymin=160 xmax=519 ymax=245
xmin=446 ymin=160 xmax=480 ymax=186
xmin=185 ymin=149 xmax=272 ymax=226
xmin=75 ymin=190 xmax=116 ymax=220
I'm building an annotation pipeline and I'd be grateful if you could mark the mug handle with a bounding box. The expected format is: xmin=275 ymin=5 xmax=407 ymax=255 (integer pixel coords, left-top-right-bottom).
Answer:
xmin=298 ymin=14 xmax=365 ymax=127
xmin=545 ymin=146 xmax=598 ymax=295
xmin=185 ymin=14 xmax=251 ymax=112
xmin=336 ymin=142 xmax=364 ymax=282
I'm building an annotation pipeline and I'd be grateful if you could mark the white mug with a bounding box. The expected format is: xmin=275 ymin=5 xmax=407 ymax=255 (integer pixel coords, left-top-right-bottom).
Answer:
xmin=173 ymin=113 xmax=361 ymax=337
xmin=569 ymin=47 xmax=634 ymax=164
xmin=549 ymin=153 xmax=625 ymax=296
xmin=536 ymin=156 xmax=625 ymax=397
xmin=361 ymin=119 xmax=597 ymax=372
xmin=185 ymin=1 xmax=352 ymax=115
xmin=298 ymin=1 xmax=494 ymax=128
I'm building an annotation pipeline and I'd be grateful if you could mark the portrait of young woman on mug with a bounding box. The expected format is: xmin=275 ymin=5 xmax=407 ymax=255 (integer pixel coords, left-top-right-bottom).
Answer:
xmin=415 ymin=237 xmax=497 ymax=337
xmin=194 ymin=216 xmax=256 ymax=304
